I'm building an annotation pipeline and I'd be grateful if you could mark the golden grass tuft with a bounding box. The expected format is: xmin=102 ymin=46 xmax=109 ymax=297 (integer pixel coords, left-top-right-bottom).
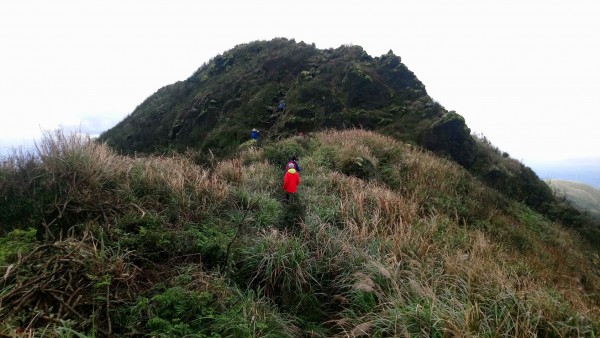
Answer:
xmin=5 ymin=129 xmax=230 ymax=230
xmin=215 ymin=157 xmax=247 ymax=184
xmin=239 ymin=145 xmax=265 ymax=164
xmin=132 ymin=155 xmax=229 ymax=219
xmin=325 ymin=172 xmax=420 ymax=244
xmin=316 ymin=129 xmax=380 ymax=166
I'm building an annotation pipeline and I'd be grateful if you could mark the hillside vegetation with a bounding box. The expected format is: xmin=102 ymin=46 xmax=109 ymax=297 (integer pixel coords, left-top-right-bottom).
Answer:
xmin=1 ymin=130 xmax=599 ymax=337
xmin=98 ymin=38 xmax=581 ymax=227
xmin=548 ymin=179 xmax=600 ymax=221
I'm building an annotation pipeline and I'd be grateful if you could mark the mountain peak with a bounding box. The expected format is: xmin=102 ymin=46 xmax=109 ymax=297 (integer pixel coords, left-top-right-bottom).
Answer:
xmin=99 ymin=38 xmax=592 ymax=228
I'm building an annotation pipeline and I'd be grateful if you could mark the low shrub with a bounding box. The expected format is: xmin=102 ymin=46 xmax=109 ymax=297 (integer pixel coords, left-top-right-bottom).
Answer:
xmin=263 ymin=138 xmax=307 ymax=170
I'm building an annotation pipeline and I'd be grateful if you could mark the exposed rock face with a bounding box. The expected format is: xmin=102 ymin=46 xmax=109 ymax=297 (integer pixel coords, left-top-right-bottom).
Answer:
xmin=422 ymin=112 xmax=476 ymax=168
xmin=99 ymin=39 xmax=432 ymax=155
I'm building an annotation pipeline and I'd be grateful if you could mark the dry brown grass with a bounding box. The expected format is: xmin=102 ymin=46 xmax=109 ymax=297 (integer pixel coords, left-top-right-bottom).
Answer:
xmin=215 ymin=157 xmax=247 ymax=184
xmin=0 ymin=230 xmax=144 ymax=335
xmin=304 ymin=130 xmax=600 ymax=335
xmin=8 ymin=129 xmax=230 ymax=232
xmin=133 ymin=155 xmax=229 ymax=221
xmin=403 ymin=145 xmax=506 ymax=221
xmin=327 ymin=172 xmax=419 ymax=243
xmin=3 ymin=128 xmax=599 ymax=336
xmin=317 ymin=128 xmax=398 ymax=151
xmin=243 ymin=160 xmax=282 ymax=194
xmin=238 ymin=145 xmax=265 ymax=164
xmin=316 ymin=129 xmax=380 ymax=165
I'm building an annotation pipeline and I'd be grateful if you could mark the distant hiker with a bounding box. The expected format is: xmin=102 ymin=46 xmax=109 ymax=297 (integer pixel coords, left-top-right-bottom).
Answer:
xmin=283 ymin=162 xmax=300 ymax=200
xmin=286 ymin=156 xmax=301 ymax=172
xmin=251 ymin=128 xmax=260 ymax=140
xmin=277 ymin=100 xmax=286 ymax=112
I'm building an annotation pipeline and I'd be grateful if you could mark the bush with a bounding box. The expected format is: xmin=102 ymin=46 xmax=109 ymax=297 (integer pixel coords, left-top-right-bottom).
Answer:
xmin=263 ymin=139 xmax=307 ymax=171
xmin=117 ymin=273 xmax=298 ymax=337
xmin=236 ymin=229 xmax=315 ymax=299
xmin=339 ymin=156 xmax=375 ymax=180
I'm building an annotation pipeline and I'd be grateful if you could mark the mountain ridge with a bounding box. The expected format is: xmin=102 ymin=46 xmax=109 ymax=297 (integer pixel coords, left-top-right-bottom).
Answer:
xmin=3 ymin=38 xmax=600 ymax=337
xmin=1 ymin=128 xmax=599 ymax=335
xmin=100 ymin=38 xmax=591 ymax=230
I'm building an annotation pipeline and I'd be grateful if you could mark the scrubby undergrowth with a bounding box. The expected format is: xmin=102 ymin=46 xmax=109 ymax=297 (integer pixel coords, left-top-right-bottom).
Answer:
xmin=1 ymin=129 xmax=599 ymax=337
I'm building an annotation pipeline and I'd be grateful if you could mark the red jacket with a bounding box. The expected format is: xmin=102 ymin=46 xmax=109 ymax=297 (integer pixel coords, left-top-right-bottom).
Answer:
xmin=283 ymin=168 xmax=300 ymax=193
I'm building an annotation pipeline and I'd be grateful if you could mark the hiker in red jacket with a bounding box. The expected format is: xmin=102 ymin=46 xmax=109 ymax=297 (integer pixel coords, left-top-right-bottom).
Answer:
xmin=283 ymin=162 xmax=300 ymax=200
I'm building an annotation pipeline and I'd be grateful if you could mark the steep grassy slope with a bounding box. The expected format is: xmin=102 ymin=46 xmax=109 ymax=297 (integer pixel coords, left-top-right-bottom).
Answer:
xmin=548 ymin=179 xmax=600 ymax=220
xmin=98 ymin=38 xmax=570 ymax=224
xmin=1 ymin=130 xmax=599 ymax=336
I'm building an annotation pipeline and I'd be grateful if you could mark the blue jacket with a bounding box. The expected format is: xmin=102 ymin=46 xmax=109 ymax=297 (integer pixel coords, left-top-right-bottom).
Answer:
xmin=251 ymin=130 xmax=260 ymax=140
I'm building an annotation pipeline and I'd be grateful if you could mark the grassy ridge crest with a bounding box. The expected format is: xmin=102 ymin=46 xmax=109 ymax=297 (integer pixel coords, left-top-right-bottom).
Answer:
xmin=0 ymin=129 xmax=599 ymax=336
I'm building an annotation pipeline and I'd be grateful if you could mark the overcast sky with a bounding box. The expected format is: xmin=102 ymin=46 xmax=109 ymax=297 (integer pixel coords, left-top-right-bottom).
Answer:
xmin=1 ymin=1 xmax=599 ymax=171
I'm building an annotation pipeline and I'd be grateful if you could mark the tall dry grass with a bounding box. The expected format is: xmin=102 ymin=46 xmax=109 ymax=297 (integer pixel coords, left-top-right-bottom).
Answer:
xmin=299 ymin=129 xmax=600 ymax=336
xmin=2 ymin=129 xmax=230 ymax=235
xmin=326 ymin=171 xmax=419 ymax=245
xmin=2 ymin=128 xmax=599 ymax=336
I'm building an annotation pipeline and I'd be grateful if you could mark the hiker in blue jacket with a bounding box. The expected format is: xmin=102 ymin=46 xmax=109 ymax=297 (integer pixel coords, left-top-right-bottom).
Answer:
xmin=251 ymin=128 xmax=260 ymax=140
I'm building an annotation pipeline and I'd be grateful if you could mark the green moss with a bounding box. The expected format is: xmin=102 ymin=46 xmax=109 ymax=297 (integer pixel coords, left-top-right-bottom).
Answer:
xmin=0 ymin=228 xmax=37 ymax=264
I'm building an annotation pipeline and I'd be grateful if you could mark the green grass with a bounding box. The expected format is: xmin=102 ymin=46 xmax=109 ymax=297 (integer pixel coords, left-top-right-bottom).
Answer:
xmin=0 ymin=228 xmax=37 ymax=264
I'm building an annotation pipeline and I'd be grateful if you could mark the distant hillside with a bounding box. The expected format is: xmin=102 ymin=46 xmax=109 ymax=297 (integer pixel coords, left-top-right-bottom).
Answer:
xmin=532 ymin=159 xmax=600 ymax=188
xmin=99 ymin=38 xmax=590 ymax=229
xmin=548 ymin=179 xmax=600 ymax=220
